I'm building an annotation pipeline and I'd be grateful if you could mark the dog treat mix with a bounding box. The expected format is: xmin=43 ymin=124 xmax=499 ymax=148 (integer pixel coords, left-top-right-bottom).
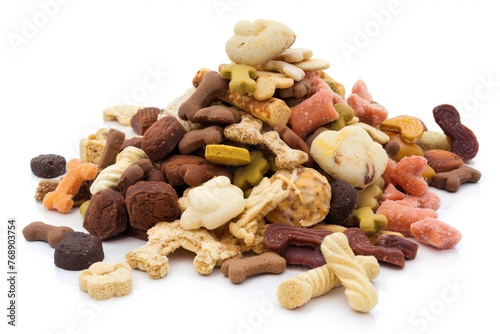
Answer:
xmin=27 ymin=19 xmax=481 ymax=309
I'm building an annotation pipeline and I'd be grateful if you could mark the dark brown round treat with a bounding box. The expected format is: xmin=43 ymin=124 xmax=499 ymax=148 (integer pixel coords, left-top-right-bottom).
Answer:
xmin=30 ymin=154 xmax=66 ymax=178
xmin=54 ymin=231 xmax=104 ymax=271
xmin=324 ymin=179 xmax=359 ymax=225
xmin=83 ymin=189 xmax=128 ymax=240
xmin=125 ymin=181 xmax=180 ymax=231
xmin=141 ymin=115 xmax=186 ymax=162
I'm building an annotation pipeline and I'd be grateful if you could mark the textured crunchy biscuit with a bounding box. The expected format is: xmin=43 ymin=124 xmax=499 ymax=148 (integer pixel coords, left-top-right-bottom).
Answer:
xmin=103 ymin=105 xmax=145 ymax=126
xmin=320 ymin=233 xmax=378 ymax=313
xmin=125 ymin=221 xmax=240 ymax=278
xmin=229 ymin=177 xmax=289 ymax=246
xmin=79 ymin=262 xmax=133 ymax=300
xmin=276 ymin=255 xmax=378 ymax=309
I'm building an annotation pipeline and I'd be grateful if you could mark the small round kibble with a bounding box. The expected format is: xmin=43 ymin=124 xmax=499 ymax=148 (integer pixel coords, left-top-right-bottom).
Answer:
xmin=30 ymin=154 xmax=67 ymax=178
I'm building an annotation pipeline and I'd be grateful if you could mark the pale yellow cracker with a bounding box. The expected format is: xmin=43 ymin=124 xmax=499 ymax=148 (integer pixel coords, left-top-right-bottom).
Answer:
xmin=229 ymin=177 xmax=289 ymax=246
xmin=79 ymin=262 xmax=133 ymax=300
xmin=125 ymin=220 xmax=240 ymax=278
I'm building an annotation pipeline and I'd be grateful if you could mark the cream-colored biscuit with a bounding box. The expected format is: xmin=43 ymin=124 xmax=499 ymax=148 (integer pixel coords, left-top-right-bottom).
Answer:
xmin=310 ymin=126 xmax=388 ymax=189
xmin=90 ymin=146 xmax=148 ymax=194
xmin=257 ymin=60 xmax=305 ymax=81
xmin=103 ymin=105 xmax=145 ymax=126
xmin=260 ymin=130 xmax=309 ymax=169
xmin=79 ymin=128 xmax=109 ymax=164
xmin=229 ymin=177 xmax=289 ymax=246
xmin=79 ymin=262 xmax=133 ymax=300
xmin=266 ymin=167 xmax=331 ymax=227
xmin=277 ymin=255 xmax=379 ymax=309
xmin=225 ymin=19 xmax=296 ymax=66
xmin=253 ymin=71 xmax=294 ymax=101
xmin=180 ymin=176 xmax=246 ymax=230
xmin=273 ymin=48 xmax=313 ymax=63
xmin=125 ymin=220 xmax=240 ymax=278
xmin=223 ymin=112 xmax=263 ymax=145
xmin=321 ymin=233 xmax=378 ymax=313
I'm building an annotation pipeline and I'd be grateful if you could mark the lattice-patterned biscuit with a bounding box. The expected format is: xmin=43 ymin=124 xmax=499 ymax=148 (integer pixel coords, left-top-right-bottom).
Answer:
xmin=125 ymin=220 xmax=240 ymax=278
xmin=79 ymin=262 xmax=133 ymax=300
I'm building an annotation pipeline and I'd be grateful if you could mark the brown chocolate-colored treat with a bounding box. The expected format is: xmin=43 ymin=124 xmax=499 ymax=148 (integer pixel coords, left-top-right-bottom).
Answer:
xmin=124 ymin=224 xmax=149 ymax=241
xmin=35 ymin=179 xmax=91 ymax=207
xmin=324 ymin=179 xmax=359 ymax=226
xmin=125 ymin=181 xmax=180 ymax=230
xmin=23 ymin=221 xmax=74 ymax=248
xmin=278 ymin=245 xmax=326 ymax=268
xmin=97 ymin=128 xmax=126 ymax=172
xmin=145 ymin=167 xmax=167 ymax=183
xmin=121 ymin=136 xmax=143 ymax=150
xmin=83 ymin=189 xmax=129 ymax=240
xmin=192 ymin=105 xmax=241 ymax=126
xmin=118 ymin=159 xmax=154 ymax=196
xmin=131 ymin=107 xmax=161 ymax=135
xmin=30 ymin=154 xmax=66 ymax=178
xmin=161 ymin=154 xmax=232 ymax=187
xmin=344 ymin=228 xmax=405 ymax=267
xmin=374 ymin=233 xmax=418 ymax=260
xmin=54 ymin=232 xmax=104 ymax=271
xmin=263 ymin=223 xmax=332 ymax=251
xmin=178 ymin=125 xmax=225 ymax=155
xmin=141 ymin=115 xmax=186 ymax=162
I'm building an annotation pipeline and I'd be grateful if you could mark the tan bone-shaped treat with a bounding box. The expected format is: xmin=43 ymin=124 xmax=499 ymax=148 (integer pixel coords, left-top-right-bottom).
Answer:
xmin=260 ymin=130 xmax=309 ymax=169
xmin=125 ymin=220 xmax=241 ymax=278
xmin=103 ymin=105 xmax=145 ymax=126
xmin=223 ymin=112 xmax=263 ymax=145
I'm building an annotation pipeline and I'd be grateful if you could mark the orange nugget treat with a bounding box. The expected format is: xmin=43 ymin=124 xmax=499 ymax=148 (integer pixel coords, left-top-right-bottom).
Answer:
xmin=410 ymin=217 xmax=462 ymax=250
xmin=42 ymin=159 xmax=98 ymax=213
xmin=27 ymin=18 xmax=483 ymax=318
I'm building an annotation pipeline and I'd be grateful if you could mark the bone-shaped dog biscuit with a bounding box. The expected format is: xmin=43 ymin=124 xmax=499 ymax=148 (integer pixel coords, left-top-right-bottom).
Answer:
xmin=125 ymin=220 xmax=241 ymax=278
xmin=79 ymin=262 xmax=133 ymax=300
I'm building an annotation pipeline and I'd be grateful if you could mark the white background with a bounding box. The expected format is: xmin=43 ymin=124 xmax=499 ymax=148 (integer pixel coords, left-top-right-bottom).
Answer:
xmin=1 ymin=0 xmax=499 ymax=333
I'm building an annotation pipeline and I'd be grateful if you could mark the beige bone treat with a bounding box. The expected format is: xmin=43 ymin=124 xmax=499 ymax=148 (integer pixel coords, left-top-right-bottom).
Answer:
xmin=103 ymin=105 xmax=145 ymax=126
xmin=125 ymin=220 xmax=240 ymax=278
xmin=221 ymin=252 xmax=286 ymax=284
xmin=277 ymin=255 xmax=379 ymax=309
xmin=90 ymin=146 xmax=148 ymax=195
xmin=273 ymin=48 xmax=314 ymax=63
xmin=257 ymin=60 xmax=305 ymax=81
xmin=22 ymin=221 xmax=74 ymax=248
xmin=253 ymin=71 xmax=295 ymax=101
xmin=225 ymin=19 xmax=296 ymax=66
xmin=79 ymin=262 xmax=133 ymax=300
xmin=223 ymin=112 xmax=263 ymax=145
xmin=229 ymin=177 xmax=289 ymax=246
xmin=79 ymin=128 xmax=109 ymax=164
xmin=321 ymin=233 xmax=378 ymax=313
xmin=219 ymin=218 xmax=268 ymax=254
xmin=260 ymin=130 xmax=309 ymax=169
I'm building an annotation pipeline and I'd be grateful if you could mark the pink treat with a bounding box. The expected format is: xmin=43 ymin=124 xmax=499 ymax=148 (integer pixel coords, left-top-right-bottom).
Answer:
xmin=376 ymin=200 xmax=438 ymax=236
xmin=288 ymin=75 xmax=339 ymax=139
xmin=382 ymin=183 xmax=406 ymax=201
xmin=396 ymin=190 xmax=441 ymax=210
xmin=410 ymin=218 xmax=462 ymax=250
xmin=347 ymin=79 xmax=388 ymax=126
xmin=383 ymin=156 xmax=428 ymax=196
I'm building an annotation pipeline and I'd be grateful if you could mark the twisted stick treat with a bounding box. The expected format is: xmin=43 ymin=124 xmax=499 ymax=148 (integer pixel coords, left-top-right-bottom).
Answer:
xmin=320 ymin=233 xmax=378 ymax=313
xmin=90 ymin=146 xmax=148 ymax=194
xmin=277 ymin=255 xmax=379 ymax=309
